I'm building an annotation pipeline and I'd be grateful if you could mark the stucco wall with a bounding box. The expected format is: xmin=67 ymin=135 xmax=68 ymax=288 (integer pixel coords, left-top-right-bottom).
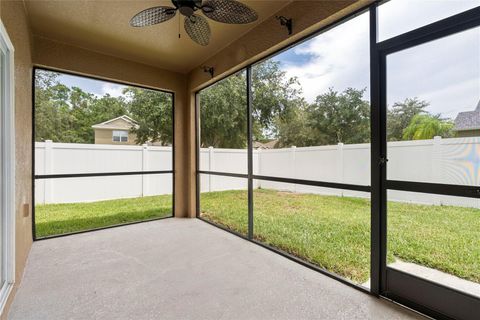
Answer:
xmin=0 ymin=1 xmax=33 ymax=319
xmin=32 ymin=36 xmax=190 ymax=218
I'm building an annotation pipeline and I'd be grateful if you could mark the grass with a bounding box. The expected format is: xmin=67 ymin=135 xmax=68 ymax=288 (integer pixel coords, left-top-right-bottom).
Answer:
xmin=36 ymin=189 xmax=479 ymax=285
xmin=200 ymin=189 xmax=480 ymax=285
xmin=35 ymin=195 xmax=172 ymax=237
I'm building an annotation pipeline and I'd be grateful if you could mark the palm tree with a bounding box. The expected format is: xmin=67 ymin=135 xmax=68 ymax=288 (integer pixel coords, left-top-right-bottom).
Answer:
xmin=402 ymin=114 xmax=454 ymax=140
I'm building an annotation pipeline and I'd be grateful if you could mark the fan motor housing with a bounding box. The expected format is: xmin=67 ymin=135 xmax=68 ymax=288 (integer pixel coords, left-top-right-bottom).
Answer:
xmin=172 ymin=0 xmax=202 ymax=17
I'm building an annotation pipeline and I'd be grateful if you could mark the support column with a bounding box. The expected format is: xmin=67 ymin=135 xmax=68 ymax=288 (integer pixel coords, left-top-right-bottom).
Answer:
xmin=337 ymin=142 xmax=344 ymax=196
xmin=208 ymin=146 xmax=214 ymax=192
xmin=142 ymin=144 xmax=149 ymax=197
xmin=432 ymin=136 xmax=442 ymax=205
xmin=44 ymin=140 xmax=53 ymax=204
xmin=291 ymin=146 xmax=296 ymax=192
xmin=256 ymin=148 xmax=262 ymax=189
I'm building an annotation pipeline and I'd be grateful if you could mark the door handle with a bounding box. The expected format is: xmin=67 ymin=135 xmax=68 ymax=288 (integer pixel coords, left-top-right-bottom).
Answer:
xmin=379 ymin=157 xmax=388 ymax=166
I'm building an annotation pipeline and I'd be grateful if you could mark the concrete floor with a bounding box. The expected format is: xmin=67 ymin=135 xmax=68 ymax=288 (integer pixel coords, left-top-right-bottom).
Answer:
xmin=9 ymin=219 xmax=424 ymax=320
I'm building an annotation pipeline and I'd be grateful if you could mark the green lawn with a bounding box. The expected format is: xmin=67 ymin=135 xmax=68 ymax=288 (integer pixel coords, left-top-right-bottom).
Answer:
xmin=35 ymin=195 xmax=172 ymax=237
xmin=36 ymin=189 xmax=479 ymax=286
xmin=200 ymin=189 xmax=480 ymax=285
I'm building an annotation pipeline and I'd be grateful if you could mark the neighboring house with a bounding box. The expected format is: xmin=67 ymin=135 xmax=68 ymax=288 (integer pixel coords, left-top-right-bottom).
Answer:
xmin=453 ymin=100 xmax=480 ymax=137
xmin=253 ymin=139 xmax=278 ymax=149
xmin=91 ymin=115 xmax=139 ymax=145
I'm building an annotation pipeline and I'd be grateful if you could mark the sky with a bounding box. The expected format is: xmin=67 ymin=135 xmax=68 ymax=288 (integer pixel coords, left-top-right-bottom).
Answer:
xmin=271 ymin=0 xmax=480 ymax=119
xmin=57 ymin=0 xmax=480 ymax=120
xmin=57 ymin=74 xmax=127 ymax=99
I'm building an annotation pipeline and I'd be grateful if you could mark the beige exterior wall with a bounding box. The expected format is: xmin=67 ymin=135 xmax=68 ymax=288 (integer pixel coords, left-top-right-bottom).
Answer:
xmin=94 ymin=128 xmax=137 ymax=145
xmin=0 ymin=1 xmax=33 ymax=319
xmin=93 ymin=118 xmax=138 ymax=145
xmin=456 ymin=130 xmax=480 ymax=138
xmin=102 ymin=118 xmax=134 ymax=129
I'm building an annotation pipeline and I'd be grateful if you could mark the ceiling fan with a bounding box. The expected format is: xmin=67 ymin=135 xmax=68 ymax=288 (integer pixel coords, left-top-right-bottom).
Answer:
xmin=130 ymin=0 xmax=258 ymax=46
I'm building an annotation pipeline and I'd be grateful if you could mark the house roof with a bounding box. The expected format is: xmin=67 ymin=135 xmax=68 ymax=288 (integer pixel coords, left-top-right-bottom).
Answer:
xmin=91 ymin=115 xmax=139 ymax=130
xmin=253 ymin=140 xmax=278 ymax=149
xmin=454 ymin=100 xmax=480 ymax=131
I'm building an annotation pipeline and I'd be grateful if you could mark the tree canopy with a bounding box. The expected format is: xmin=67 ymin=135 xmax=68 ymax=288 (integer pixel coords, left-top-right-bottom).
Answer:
xmin=199 ymin=71 xmax=248 ymax=148
xmin=125 ymin=87 xmax=173 ymax=145
xmin=387 ymin=97 xmax=429 ymax=141
xmin=198 ymin=60 xmax=305 ymax=148
xmin=402 ymin=114 xmax=454 ymax=140
xmin=34 ymin=70 xmax=172 ymax=145
xmin=387 ymin=97 xmax=454 ymax=141
xmin=307 ymin=88 xmax=370 ymax=145
xmin=35 ymin=67 xmax=456 ymax=149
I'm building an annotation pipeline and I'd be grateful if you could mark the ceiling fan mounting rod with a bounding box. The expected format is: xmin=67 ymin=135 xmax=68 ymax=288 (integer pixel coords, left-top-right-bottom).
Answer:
xmin=171 ymin=0 xmax=209 ymax=17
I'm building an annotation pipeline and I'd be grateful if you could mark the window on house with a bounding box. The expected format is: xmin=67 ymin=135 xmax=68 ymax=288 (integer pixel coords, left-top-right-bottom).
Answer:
xmin=112 ymin=130 xmax=128 ymax=142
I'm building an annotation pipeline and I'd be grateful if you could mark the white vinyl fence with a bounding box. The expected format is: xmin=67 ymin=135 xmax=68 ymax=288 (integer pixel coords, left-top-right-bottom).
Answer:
xmin=35 ymin=141 xmax=173 ymax=204
xmin=36 ymin=137 xmax=480 ymax=208
xmin=200 ymin=136 xmax=480 ymax=209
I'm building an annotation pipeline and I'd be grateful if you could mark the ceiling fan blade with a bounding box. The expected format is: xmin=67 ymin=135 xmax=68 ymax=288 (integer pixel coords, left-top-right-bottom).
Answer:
xmin=130 ymin=6 xmax=177 ymax=27
xmin=184 ymin=15 xmax=211 ymax=46
xmin=202 ymin=0 xmax=258 ymax=24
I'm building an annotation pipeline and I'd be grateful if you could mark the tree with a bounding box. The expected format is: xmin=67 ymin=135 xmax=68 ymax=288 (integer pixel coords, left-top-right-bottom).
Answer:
xmin=71 ymin=94 xmax=128 ymax=144
xmin=275 ymin=104 xmax=313 ymax=148
xmin=387 ymin=97 xmax=428 ymax=141
xmin=67 ymin=87 xmax=100 ymax=143
xmin=402 ymin=114 xmax=454 ymax=140
xmin=304 ymin=88 xmax=370 ymax=145
xmin=125 ymin=87 xmax=173 ymax=145
xmin=35 ymin=72 xmax=130 ymax=144
xmin=35 ymin=69 xmax=175 ymax=145
xmin=199 ymin=60 xmax=304 ymax=148
xmin=199 ymin=71 xmax=248 ymax=148
xmin=34 ymin=70 xmax=73 ymax=142
xmin=252 ymin=60 xmax=304 ymax=141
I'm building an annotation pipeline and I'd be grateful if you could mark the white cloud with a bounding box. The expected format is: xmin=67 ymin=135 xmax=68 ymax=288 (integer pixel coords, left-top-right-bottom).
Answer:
xmin=100 ymin=83 xmax=127 ymax=98
xmin=273 ymin=1 xmax=480 ymax=120
xmin=386 ymin=20 xmax=480 ymax=118
xmin=276 ymin=12 xmax=370 ymax=103
xmin=378 ymin=0 xmax=480 ymax=41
